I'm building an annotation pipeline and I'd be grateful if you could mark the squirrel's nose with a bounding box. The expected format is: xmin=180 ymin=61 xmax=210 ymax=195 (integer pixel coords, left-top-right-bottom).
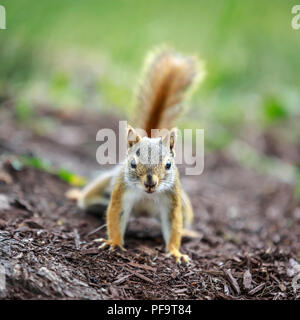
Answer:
xmin=144 ymin=181 xmax=157 ymax=189
xmin=144 ymin=174 xmax=157 ymax=189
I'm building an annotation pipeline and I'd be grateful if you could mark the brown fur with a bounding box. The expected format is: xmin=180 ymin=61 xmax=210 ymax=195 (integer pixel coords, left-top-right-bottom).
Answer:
xmin=168 ymin=175 xmax=183 ymax=251
xmin=135 ymin=48 xmax=198 ymax=137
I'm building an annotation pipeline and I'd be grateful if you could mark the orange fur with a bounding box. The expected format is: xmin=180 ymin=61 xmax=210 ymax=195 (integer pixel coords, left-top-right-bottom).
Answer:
xmin=166 ymin=173 xmax=189 ymax=262
xmin=135 ymin=48 xmax=199 ymax=137
xmin=105 ymin=176 xmax=124 ymax=247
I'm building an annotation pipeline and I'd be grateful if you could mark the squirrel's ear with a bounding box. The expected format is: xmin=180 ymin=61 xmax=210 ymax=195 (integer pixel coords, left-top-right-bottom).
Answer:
xmin=162 ymin=127 xmax=177 ymax=156
xmin=127 ymin=125 xmax=141 ymax=149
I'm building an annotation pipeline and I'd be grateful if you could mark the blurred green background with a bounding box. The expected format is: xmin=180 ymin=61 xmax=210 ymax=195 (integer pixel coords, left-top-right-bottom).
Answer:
xmin=0 ymin=0 xmax=299 ymax=160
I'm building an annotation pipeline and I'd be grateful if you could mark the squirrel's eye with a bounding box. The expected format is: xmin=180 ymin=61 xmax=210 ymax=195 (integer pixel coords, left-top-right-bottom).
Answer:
xmin=165 ymin=161 xmax=171 ymax=170
xmin=131 ymin=159 xmax=137 ymax=169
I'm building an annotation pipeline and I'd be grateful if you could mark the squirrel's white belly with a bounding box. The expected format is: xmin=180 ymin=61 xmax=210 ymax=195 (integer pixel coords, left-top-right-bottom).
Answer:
xmin=123 ymin=187 xmax=170 ymax=218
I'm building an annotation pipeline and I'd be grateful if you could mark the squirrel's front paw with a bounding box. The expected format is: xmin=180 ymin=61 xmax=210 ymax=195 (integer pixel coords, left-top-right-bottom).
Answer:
xmin=166 ymin=249 xmax=190 ymax=265
xmin=94 ymin=238 xmax=126 ymax=252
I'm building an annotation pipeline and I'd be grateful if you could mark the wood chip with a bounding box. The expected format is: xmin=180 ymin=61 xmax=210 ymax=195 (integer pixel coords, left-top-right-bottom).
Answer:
xmin=249 ymin=283 xmax=265 ymax=295
xmin=243 ymin=269 xmax=252 ymax=290
xmin=279 ymin=283 xmax=286 ymax=292
xmin=73 ymin=228 xmax=81 ymax=250
xmin=128 ymin=261 xmax=157 ymax=272
xmin=127 ymin=269 xmax=154 ymax=283
xmin=24 ymin=219 xmax=44 ymax=229
xmin=113 ymin=274 xmax=132 ymax=285
xmin=173 ymin=288 xmax=188 ymax=293
xmin=81 ymin=248 xmax=99 ymax=255
xmin=224 ymin=269 xmax=240 ymax=295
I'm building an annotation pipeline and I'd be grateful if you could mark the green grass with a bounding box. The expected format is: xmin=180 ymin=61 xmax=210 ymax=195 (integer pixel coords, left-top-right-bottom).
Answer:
xmin=13 ymin=155 xmax=86 ymax=186
xmin=1 ymin=0 xmax=300 ymax=151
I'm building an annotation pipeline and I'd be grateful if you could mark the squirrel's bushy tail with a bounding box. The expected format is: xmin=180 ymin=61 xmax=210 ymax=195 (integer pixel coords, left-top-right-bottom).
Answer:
xmin=134 ymin=47 xmax=204 ymax=137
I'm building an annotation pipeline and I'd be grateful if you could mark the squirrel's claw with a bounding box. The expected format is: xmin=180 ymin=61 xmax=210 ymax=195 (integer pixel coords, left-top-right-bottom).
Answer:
xmin=94 ymin=238 xmax=126 ymax=252
xmin=166 ymin=249 xmax=190 ymax=265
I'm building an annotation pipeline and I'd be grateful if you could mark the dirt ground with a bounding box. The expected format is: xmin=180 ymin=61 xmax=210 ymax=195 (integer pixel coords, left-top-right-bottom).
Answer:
xmin=0 ymin=105 xmax=299 ymax=300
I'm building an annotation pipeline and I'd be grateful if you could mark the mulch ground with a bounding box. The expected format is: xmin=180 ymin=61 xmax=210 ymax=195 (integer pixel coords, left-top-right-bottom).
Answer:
xmin=0 ymin=105 xmax=299 ymax=300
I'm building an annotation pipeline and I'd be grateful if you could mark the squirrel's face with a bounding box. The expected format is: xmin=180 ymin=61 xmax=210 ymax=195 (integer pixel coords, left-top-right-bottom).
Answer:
xmin=125 ymin=126 xmax=177 ymax=194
